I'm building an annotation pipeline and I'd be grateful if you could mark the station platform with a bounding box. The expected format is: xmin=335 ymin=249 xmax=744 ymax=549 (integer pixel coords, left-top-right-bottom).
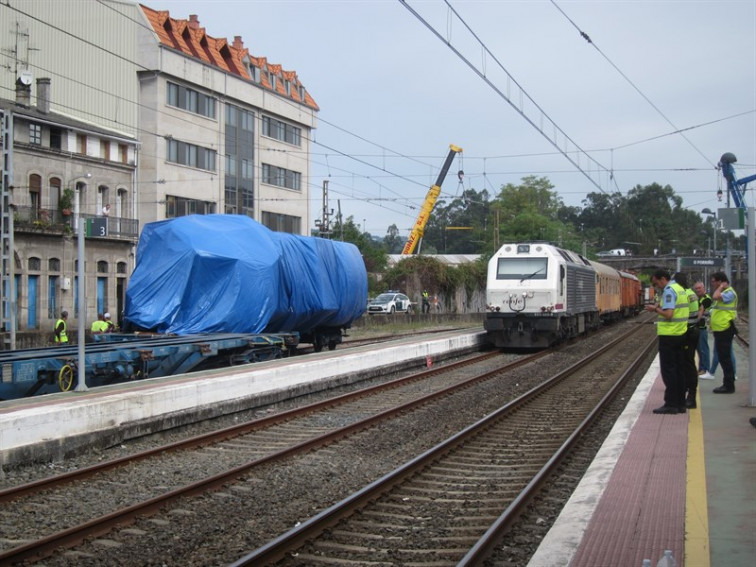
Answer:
xmin=529 ymin=339 xmax=755 ymax=567
xmin=0 ymin=330 xmax=485 ymax=468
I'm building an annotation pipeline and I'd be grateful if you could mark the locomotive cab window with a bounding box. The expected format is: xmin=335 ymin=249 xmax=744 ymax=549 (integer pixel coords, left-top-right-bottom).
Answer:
xmin=496 ymin=257 xmax=548 ymax=280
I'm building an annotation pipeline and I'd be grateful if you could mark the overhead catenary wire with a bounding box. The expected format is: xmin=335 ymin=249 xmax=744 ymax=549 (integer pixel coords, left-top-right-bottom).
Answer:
xmin=550 ymin=0 xmax=717 ymax=170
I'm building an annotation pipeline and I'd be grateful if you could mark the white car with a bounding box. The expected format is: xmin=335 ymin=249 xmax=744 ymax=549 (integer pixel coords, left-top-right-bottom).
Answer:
xmin=367 ymin=292 xmax=413 ymax=315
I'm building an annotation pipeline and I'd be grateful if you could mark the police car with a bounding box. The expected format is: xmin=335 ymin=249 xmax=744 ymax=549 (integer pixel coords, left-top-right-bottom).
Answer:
xmin=367 ymin=291 xmax=413 ymax=315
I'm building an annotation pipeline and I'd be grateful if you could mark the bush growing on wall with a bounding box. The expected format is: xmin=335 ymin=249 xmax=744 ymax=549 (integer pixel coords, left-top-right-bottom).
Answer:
xmin=380 ymin=255 xmax=488 ymax=311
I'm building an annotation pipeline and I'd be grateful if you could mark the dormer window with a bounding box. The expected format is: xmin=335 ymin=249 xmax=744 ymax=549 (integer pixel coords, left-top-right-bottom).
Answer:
xmin=270 ymin=75 xmax=277 ymax=90
xmin=298 ymin=86 xmax=305 ymax=101
xmin=284 ymin=80 xmax=291 ymax=96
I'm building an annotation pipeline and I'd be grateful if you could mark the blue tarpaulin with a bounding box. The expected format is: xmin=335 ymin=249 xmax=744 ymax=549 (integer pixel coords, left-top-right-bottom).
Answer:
xmin=124 ymin=215 xmax=367 ymax=335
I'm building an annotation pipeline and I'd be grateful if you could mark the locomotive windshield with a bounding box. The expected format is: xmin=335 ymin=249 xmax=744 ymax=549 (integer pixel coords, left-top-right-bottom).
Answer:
xmin=496 ymin=257 xmax=548 ymax=281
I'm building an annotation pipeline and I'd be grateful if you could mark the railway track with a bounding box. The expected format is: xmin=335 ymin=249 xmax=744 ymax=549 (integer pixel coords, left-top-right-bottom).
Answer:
xmin=235 ymin=323 xmax=656 ymax=566
xmin=0 ymin=320 xmax=654 ymax=565
xmin=0 ymin=348 xmax=538 ymax=564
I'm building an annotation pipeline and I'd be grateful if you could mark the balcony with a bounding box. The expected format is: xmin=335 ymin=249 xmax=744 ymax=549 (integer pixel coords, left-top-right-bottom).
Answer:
xmin=13 ymin=206 xmax=139 ymax=240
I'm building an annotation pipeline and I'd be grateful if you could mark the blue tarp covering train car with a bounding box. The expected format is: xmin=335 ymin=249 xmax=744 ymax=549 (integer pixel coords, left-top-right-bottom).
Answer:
xmin=124 ymin=215 xmax=367 ymax=347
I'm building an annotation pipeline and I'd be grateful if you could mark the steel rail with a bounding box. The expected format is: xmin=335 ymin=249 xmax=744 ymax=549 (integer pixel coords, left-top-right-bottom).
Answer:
xmin=230 ymin=323 xmax=652 ymax=566
xmin=458 ymin=333 xmax=657 ymax=565
xmin=0 ymin=348 xmax=548 ymax=564
xmin=0 ymin=349 xmax=504 ymax=504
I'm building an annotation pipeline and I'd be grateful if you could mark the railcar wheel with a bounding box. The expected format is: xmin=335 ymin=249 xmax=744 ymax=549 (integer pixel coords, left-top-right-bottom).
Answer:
xmin=58 ymin=365 xmax=75 ymax=392
xmin=328 ymin=340 xmax=337 ymax=351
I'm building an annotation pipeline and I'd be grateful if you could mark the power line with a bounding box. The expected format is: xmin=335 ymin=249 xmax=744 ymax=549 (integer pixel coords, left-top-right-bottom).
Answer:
xmin=399 ymin=0 xmax=613 ymax=195
xmin=550 ymin=0 xmax=718 ymax=169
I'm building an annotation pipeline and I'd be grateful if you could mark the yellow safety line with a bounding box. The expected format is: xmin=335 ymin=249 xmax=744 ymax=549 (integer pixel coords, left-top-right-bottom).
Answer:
xmin=685 ymin=389 xmax=711 ymax=567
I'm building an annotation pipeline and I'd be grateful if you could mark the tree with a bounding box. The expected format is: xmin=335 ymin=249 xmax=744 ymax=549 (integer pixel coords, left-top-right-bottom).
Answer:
xmin=383 ymin=224 xmax=405 ymax=254
xmin=330 ymin=216 xmax=387 ymax=273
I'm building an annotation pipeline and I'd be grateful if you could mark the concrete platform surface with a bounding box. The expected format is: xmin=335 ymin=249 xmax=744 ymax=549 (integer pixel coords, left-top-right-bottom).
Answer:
xmin=528 ymin=339 xmax=755 ymax=567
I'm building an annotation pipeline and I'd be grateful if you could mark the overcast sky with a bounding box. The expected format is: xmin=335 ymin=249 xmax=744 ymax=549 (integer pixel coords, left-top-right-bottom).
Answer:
xmin=158 ymin=0 xmax=756 ymax=238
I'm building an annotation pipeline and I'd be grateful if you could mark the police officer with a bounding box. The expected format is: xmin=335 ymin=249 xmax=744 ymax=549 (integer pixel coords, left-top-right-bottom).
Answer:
xmin=645 ymin=270 xmax=689 ymax=414
xmin=422 ymin=290 xmax=430 ymax=314
xmin=54 ymin=310 xmax=69 ymax=345
xmin=710 ymin=271 xmax=737 ymax=393
xmin=673 ymin=273 xmax=699 ymax=408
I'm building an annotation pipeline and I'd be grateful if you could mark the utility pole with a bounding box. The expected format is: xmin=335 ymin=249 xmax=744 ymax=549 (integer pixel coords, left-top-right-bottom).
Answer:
xmin=319 ymin=180 xmax=330 ymax=239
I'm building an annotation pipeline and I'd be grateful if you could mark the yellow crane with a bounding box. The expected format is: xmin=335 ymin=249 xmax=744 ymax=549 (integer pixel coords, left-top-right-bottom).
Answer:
xmin=402 ymin=144 xmax=463 ymax=255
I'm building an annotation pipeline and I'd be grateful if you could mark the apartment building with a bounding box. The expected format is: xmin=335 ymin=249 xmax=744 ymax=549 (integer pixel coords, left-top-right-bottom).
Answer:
xmin=0 ymin=1 xmax=318 ymax=345
xmin=137 ymin=6 xmax=318 ymax=231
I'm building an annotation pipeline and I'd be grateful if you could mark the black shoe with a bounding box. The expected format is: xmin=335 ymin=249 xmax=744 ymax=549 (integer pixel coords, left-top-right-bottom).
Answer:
xmin=653 ymin=405 xmax=680 ymax=414
xmin=713 ymin=385 xmax=735 ymax=394
xmin=750 ymin=417 xmax=756 ymax=429
xmin=685 ymin=397 xmax=697 ymax=409
xmin=678 ymin=407 xmax=687 ymax=413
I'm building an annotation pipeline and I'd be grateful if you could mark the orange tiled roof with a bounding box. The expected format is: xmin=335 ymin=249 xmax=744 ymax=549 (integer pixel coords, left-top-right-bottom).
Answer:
xmin=140 ymin=4 xmax=319 ymax=111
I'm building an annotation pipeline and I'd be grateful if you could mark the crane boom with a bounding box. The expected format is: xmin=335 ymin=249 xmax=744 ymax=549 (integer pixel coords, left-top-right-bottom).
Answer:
xmin=720 ymin=152 xmax=754 ymax=210
xmin=402 ymin=144 xmax=462 ymax=255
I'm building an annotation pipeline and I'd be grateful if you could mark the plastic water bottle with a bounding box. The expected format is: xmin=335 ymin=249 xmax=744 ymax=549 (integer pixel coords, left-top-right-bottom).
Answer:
xmin=656 ymin=549 xmax=677 ymax=567
xmin=642 ymin=560 xmax=652 ymax=567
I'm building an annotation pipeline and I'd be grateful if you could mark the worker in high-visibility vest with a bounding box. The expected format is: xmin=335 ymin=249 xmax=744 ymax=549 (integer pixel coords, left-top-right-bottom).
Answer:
xmin=645 ymin=269 xmax=689 ymax=414
xmin=709 ymin=271 xmax=738 ymax=394
xmin=673 ymin=272 xmax=699 ymax=409
xmin=54 ymin=310 xmax=69 ymax=345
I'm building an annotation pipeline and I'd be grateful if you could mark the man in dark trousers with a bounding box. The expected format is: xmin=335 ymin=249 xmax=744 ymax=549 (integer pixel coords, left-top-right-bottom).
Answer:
xmin=645 ymin=270 xmax=689 ymax=414
xmin=709 ymin=271 xmax=738 ymax=393
xmin=673 ymin=272 xmax=699 ymax=408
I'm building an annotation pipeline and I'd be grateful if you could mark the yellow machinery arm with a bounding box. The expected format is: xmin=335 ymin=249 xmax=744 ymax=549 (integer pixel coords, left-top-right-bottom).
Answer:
xmin=402 ymin=144 xmax=463 ymax=255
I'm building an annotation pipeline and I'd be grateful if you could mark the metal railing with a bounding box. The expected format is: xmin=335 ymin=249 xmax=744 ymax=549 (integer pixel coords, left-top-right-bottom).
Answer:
xmin=13 ymin=206 xmax=138 ymax=239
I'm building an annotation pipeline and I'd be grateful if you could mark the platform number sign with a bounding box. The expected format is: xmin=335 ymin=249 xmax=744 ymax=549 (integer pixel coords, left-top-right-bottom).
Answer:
xmin=86 ymin=217 xmax=108 ymax=237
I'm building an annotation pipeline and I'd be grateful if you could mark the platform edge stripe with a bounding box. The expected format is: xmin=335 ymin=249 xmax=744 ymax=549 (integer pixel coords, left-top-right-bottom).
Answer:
xmin=685 ymin=389 xmax=711 ymax=567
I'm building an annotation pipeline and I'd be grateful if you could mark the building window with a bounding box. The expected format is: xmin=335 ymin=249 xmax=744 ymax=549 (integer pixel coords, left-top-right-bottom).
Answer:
xmin=166 ymin=139 xmax=216 ymax=171
xmin=97 ymin=261 xmax=109 ymax=273
xmin=117 ymin=262 xmax=127 ymax=274
xmin=28 ymin=173 xmax=41 ymax=210
xmin=262 ymin=116 xmax=301 ymax=146
xmin=261 ymin=211 xmax=301 ymax=234
xmin=28 ymin=257 xmax=42 ymax=271
xmin=262 ymin=163 xmax=301 ymax=191
xmin=165 ymin=195 xmax=215 ymax=218
xmin=49 ymin=177 xmax=62 ymax=209
xmin=100 ymin=140 xmax=110 ymax=161
xmin=50 ymin=128 xmax=62 ymax=150
xmin=77 ymin=134 xmax=87 ymax=154
xmin=49 ymin=258 xmax=61 ymax=271
xmin=29 ymin=123 xmax=41 ymax=145
xmin=119 ymin=143 xmax=128 ymax=164
xmin=166 ymin=82 xmax=216 ymax=119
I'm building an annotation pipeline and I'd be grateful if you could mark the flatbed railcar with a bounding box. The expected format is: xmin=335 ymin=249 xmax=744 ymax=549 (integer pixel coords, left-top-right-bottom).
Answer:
xmin=0 ymin=332 xmax=298 ymax=400
xmin=484 ymin=242 xmax=639 ymax=349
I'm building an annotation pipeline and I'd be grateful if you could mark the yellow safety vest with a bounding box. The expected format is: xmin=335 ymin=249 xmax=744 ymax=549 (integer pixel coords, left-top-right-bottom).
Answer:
xmin=54 ymin=318 xmax=68 ymax=343
xmin=710 ymin=286 xmax=737 ymax=331
xmin=658 ymin=282 xmax=688 ymax=336
xmin=686 ymin=288 xmax=699 ymax=324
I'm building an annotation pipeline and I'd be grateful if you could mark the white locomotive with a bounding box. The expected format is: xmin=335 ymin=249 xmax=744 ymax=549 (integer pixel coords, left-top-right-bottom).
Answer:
xmin=484 ymin=242 xmax=601 ymax=348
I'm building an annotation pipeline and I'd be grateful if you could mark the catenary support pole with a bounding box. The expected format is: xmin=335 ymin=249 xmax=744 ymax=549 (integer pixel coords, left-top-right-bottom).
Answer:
xmin=747 ymin=207 xmax=755 ymax=407
xmin=75 ymin=218 xmax=88 ymax=392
